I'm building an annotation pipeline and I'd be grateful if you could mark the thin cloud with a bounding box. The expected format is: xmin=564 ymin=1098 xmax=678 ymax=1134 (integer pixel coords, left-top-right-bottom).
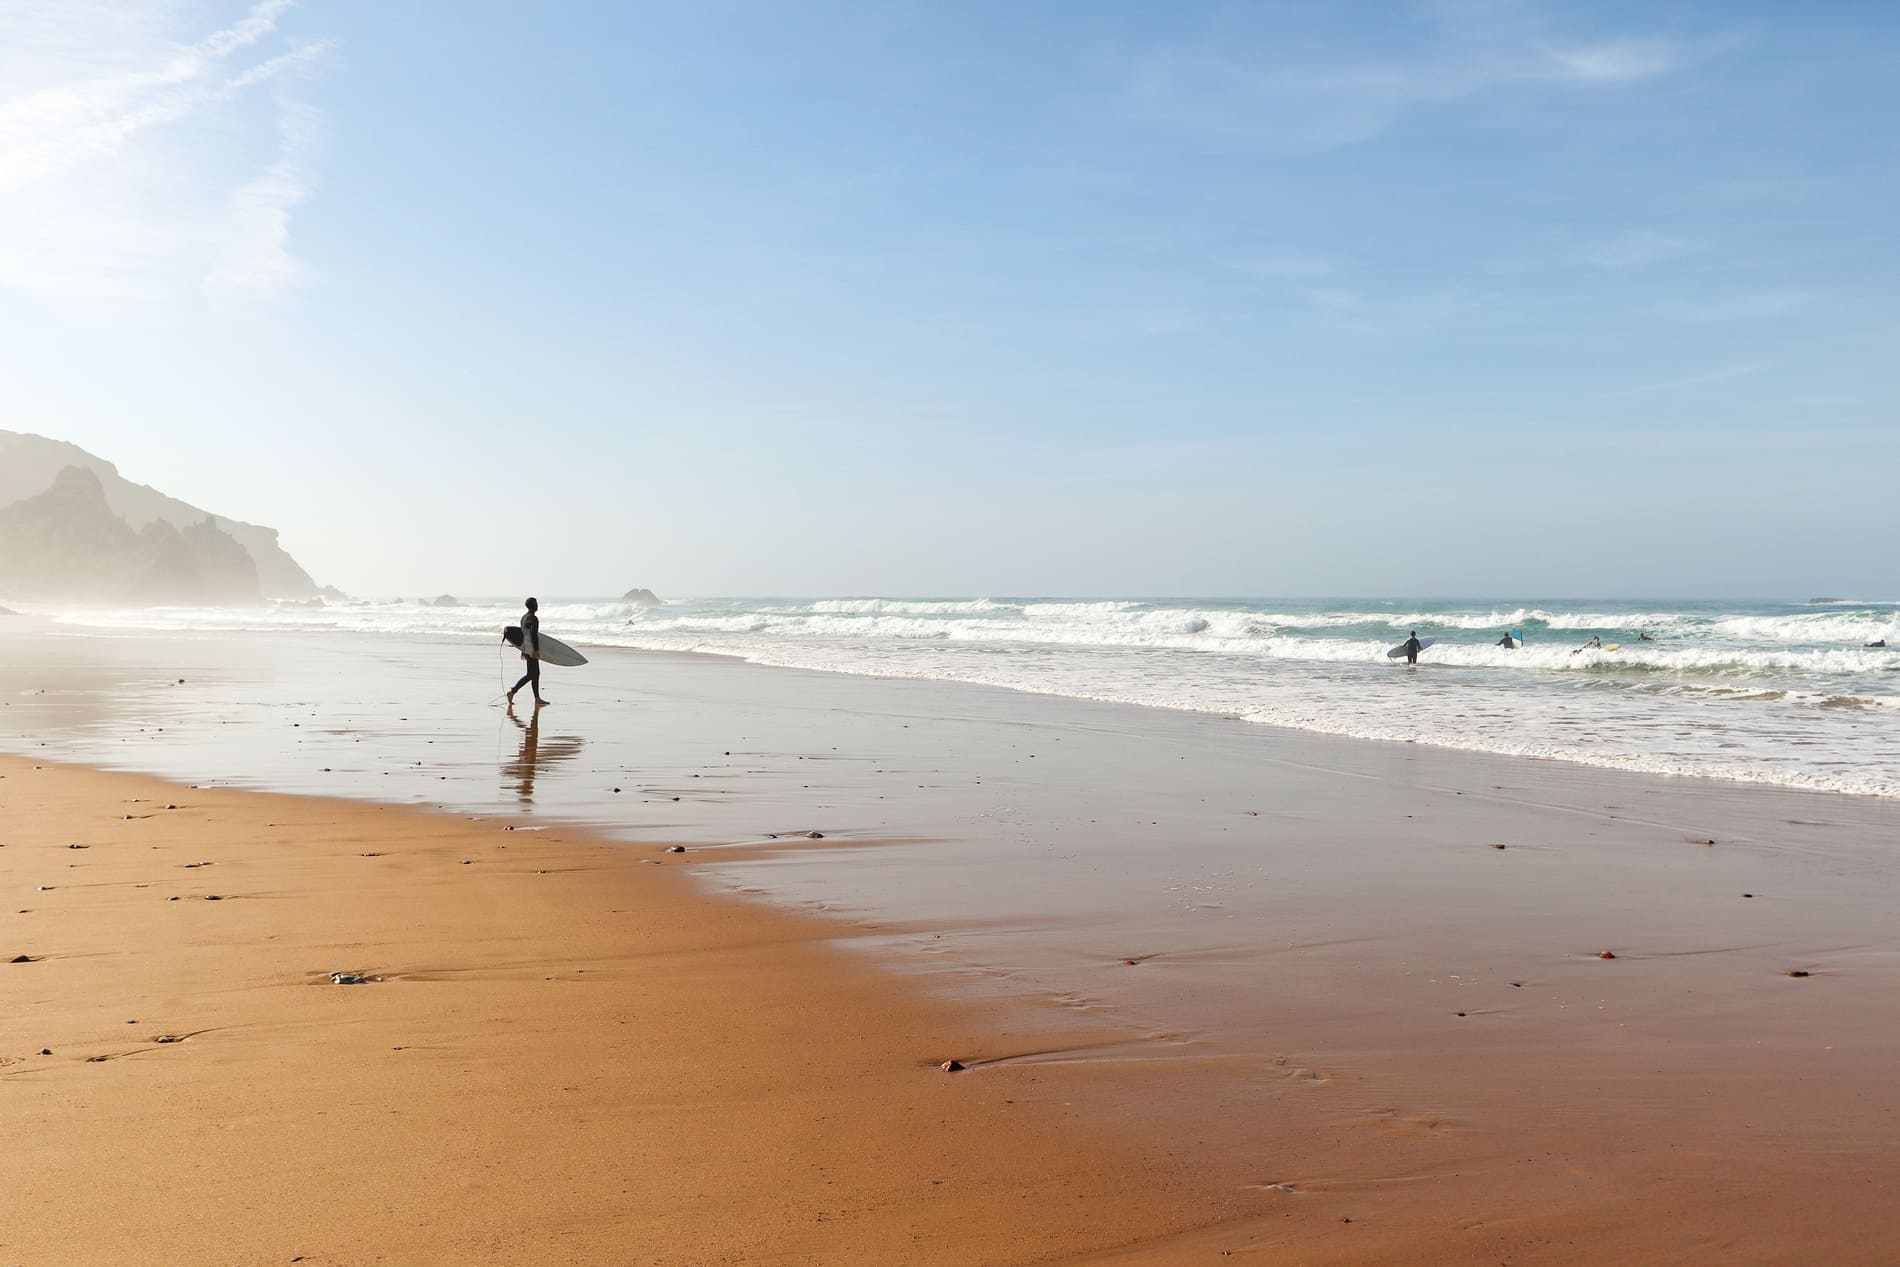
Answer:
xmin=1121 ymin=7 xmax=1714 ymax=151
xmin=1224 ymin=251 xmax=1340 ymax=279
xmin=1626 ymin=362 xmax=1769 ymax=393
xmin=1546 ymin=39 xmax=1685 ymax=83
xmin=0 ymin=1 xmax=334 ymax=302
xmin=1301 ymin=285 xmax=1490 ymax=334
xmin=1669 ymin=291 xmax=1812 ymax=321
xmin=206 ymin=101 xmax=325 ymax=299
xmin=1576 ymin=230 xmax=1690 ymax=269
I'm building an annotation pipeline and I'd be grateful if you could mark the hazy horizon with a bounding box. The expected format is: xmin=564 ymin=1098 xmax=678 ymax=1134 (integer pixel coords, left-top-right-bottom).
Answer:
xmin=4 ymin=2 xmax=1896 ymax=599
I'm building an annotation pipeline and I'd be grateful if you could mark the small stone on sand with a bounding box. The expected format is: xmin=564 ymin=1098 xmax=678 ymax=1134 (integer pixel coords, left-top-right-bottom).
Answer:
xmin=807 ymin=831 xmax=824 ymax=839
xmin=665 ymin=845 xmax=686 ymax=853
xmin=1599 ymin=950 xmax=1617 ymax=959
xmin=1787 ymin=969 xmax=1812 ymax=978
xmin=940 ymin=1059 xmax=965 ymax=1073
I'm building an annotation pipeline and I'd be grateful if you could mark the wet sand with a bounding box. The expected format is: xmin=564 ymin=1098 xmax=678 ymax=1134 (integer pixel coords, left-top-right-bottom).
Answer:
xmin=5 ymin=625 xmax=1900 ymax=1262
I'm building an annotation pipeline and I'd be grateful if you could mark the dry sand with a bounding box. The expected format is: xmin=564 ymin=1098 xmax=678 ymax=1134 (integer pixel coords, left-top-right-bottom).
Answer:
xmin=7 ymin=652 xmax=1900 ymax=1266
xmin=0 ymin=756 xmax=1259 ymax=1265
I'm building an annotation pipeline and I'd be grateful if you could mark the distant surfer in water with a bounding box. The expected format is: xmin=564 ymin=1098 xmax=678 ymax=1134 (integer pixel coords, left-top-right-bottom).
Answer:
xmin=1572 ymin=635 xmax=1602 ymax=656
xmin=507 ymin=597 xmax=546 ymax=708
xmin=1403 ymin=631 xmax=1422 ymax=664
xmin=1496 ymin=631 xmax=1517 ymax=649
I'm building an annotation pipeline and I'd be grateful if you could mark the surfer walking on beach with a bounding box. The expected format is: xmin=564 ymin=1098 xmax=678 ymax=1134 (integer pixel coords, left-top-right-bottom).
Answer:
xmin=507 ymin=597 xmax=546 ymax=708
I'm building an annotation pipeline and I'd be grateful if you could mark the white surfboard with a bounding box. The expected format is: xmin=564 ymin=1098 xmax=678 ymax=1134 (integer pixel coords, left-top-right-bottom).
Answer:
xmin=503 ymin=626 xmax=589 ymax=667
xmin=1387 ymin=637 xmax=1436 ymax=659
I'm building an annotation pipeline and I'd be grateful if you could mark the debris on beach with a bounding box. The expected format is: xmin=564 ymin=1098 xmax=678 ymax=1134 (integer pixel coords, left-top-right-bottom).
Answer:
xmin=1787 ymin=969 xmax=1812 ymax=978
xmin=153 ymin=1035 xmax=180 ymax=1044
xmin=665 ymin=845 xmax=686 ymax=853
xmin=1490 ymin=842 xmax=1507 ymax=850
xmin=940 ymin=1059 xmax=966 ymax=1073
xmin=807 ymin=831 xmax=824 ymax=839
xmin=330 ymin=972 xmax=369 ymax=985
xmin=1598 ymin=950 xmax=1617 ymax=959
xmin=10 ymin=954 xmax=37 ymax=963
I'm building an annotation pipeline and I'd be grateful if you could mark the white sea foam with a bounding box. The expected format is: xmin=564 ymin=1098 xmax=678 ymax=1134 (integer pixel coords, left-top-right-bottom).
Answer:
xmin=1713 ymin=612 xmax=1900 ymax=643
xmin=807 ymin=598 xmax=1012 ymax=615
xmin=25 ymin=594 xmax=1900 ymax=799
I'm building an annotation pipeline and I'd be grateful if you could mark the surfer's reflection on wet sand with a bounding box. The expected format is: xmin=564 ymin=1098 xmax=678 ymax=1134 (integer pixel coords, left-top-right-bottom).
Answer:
xmin=502 ymin=705 xmax=585 ymax=803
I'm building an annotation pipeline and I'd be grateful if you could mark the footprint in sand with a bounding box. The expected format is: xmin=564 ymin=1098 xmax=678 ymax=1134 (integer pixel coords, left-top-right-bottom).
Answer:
xmin=1366 ymin=1108 xmax=1459 ymax=1138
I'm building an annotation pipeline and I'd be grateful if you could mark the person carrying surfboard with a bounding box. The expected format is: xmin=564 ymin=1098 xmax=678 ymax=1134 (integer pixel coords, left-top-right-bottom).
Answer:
xmin=1403 ymin=631 xmax=1423 ymax=664
xmin=507 ymin=597 xmax=546 ymax=708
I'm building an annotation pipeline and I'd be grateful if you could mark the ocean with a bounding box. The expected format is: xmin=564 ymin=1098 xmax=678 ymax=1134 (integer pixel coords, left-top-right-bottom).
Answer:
xmin=41 ymin=595 xmax=1900 ymax=799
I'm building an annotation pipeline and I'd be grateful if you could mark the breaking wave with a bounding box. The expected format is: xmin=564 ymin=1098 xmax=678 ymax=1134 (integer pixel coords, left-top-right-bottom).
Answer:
xmin=25 ymin=593 xmax=1900 ymax=799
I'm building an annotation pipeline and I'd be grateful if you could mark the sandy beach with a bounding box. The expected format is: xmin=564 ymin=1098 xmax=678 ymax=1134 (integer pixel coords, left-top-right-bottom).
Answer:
xmin=1 ymin=755 xmax=1252 ymax=1265
xmin=5 ymin=629 xmax=1900 ymax=1263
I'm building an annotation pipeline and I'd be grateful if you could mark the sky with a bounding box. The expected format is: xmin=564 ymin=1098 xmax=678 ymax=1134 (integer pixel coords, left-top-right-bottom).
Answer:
xmin=1 ymin=0 xmax=1895 ymax=598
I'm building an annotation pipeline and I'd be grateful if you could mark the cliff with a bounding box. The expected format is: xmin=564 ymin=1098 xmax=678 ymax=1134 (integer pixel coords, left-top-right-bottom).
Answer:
xmin=0 ymin=466 xmax=263 ymax=604
xmin=0 ymin=430 xmax=316 ymax=598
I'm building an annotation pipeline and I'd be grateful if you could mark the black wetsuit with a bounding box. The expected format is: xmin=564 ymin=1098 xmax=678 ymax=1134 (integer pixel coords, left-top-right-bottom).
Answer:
xmin=1404 ymin=636 xmax=1422 ymax=664
xmin=511 ymin=610 xmax=541 ymax=699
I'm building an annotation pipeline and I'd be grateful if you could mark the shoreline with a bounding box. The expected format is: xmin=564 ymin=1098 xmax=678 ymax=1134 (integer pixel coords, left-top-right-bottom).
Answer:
xmin=7 ymin=631 xmax=1900 ymax=1262
xmin=14 ymin=604 xmax=1900 ymax=801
